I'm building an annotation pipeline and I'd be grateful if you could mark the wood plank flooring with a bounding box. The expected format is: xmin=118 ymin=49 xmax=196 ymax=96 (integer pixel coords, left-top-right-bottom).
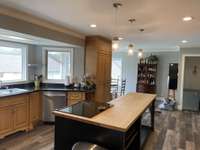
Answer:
xmin=143 ymin=111 xmax=200 ymax=150
xmin=0 ymin=110 xmax=199 ymax=150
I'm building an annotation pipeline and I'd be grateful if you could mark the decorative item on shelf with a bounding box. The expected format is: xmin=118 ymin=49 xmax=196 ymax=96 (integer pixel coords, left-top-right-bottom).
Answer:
xmin=84 ymin=74 xmax=96 ymax=90
xmin=140 ymin=58 xmax=145 ymax=64
xmin=148 ymin=54 xmax=158 ymax=64
xmin=136 ymin=55 xmax=158 ymax=94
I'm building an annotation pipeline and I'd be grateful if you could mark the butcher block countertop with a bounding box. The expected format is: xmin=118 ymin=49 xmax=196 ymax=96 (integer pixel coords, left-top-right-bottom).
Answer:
xmin=53 ymin=92 xmax=156 ymax=132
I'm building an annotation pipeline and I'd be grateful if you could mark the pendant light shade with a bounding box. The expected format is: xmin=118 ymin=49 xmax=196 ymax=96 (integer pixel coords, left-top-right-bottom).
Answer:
xmin=112 ymin=41 xmax=119 ymax=51
xmin=128 ymin=44 xmax=134 ymax=56
xmin=112 ymin=36 xmax=120 ymax=51
xmin=138 ymin=49 xmax=143 ymax=58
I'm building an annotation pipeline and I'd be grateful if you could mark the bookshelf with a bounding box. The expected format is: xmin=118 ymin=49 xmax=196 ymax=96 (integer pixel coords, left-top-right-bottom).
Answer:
xmin=136 ymin=58 xmax=158 ymax=94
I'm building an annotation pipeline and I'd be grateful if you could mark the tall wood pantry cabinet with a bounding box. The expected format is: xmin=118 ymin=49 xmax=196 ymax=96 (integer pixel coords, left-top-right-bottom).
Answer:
xmin=85 ymin=36 xmax=112 ymax=102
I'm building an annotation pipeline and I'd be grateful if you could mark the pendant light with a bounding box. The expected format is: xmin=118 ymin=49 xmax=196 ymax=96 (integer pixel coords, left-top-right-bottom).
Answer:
xmin=112 ymin=2 xmax=122 ymax=51
xmin=138 ymin=49 xmax=143 ymax=58
xmin=112 ymin=37 xmax=120 ymax=50
xmin=128 ymin=44 xmax=134 ymax=56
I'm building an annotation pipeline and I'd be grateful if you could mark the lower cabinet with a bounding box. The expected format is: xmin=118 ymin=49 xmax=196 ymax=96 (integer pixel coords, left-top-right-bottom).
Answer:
xmin=0 ymin=94 xmax=29 ymax=139
xmin=29 ymin=92 xmax=42 ymax=129
xmin=0 ymin=92 xmax=42 ymax=139
xmin=67 ymin=92 xmax=86 ymax=106
xmin=0 ymin=106 xmax=14 ymax=137
xmin=14 ymin=102 xmax=29 ymax=130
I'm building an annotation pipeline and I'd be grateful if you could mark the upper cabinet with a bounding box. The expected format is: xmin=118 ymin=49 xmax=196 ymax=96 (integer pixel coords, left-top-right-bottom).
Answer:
xmin=85 ymin=36 xmax=112 ymax=102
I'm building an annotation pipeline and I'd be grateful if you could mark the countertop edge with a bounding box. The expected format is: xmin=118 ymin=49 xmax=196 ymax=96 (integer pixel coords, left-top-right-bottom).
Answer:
xmin=53 ymin=93 xmax=156 ymax=132
xmin=52 ymin=111 xmax=127 ymax=132
xmin=0 ymin=88 xmax=95 ymax=98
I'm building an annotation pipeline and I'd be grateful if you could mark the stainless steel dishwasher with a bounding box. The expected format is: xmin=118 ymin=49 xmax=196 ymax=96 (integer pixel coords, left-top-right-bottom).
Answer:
xmin=42 ymin=91 xmax=66 ymax=122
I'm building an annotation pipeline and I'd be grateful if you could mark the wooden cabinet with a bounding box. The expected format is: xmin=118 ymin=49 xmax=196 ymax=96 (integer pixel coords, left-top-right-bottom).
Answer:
xmin=67 ymin=92 xmax=85 ymax=106
xmin=0 ymin=106 xmax=14 ymax=136
xmin=29 ymin=92 xmax=42 ymax=129
xmin=14 ymin=102 xmax=29 ymax=129
xmin=85 ymin=36 xmax=112 ymax=102
xmin=0 ymin=94 xmax=29 ymax=139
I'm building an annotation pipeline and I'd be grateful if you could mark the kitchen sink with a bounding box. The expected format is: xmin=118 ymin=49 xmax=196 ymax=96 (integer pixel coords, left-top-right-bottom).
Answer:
xmin=0 ymin=88 xmax=28 ymax=96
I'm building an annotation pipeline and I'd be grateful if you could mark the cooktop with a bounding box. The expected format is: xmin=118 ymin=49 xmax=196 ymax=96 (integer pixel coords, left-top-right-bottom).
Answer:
xmin=58 ymin=100 xmax=113 ymax=118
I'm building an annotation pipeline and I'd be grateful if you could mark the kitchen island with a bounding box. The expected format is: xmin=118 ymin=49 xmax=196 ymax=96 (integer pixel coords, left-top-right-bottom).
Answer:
xmin=53 ymin=92 xmax=156 ymax=150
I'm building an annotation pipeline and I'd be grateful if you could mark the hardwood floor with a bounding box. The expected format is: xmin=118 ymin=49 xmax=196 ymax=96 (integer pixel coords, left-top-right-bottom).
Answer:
xmin=0 ymin=111 xmax=199 ymax=150
xmin=144 ymin=111 xmax=200 ymax=150
xmin=0 ymin=125 xmax=54 ymax=150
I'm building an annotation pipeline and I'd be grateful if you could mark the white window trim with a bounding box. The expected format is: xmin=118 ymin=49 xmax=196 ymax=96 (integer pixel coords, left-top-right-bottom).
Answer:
xmin=42 ymin=47 xmax=74 ymax=83
xmin=0 ymin=40 xmax=28 ymax=84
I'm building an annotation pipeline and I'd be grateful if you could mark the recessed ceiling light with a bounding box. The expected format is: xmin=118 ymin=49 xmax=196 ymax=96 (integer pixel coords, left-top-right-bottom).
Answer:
xmin=182 ymin=16 xmax=193 ymax=22
xmin=90 ymin=24 xmax=97 ymax=28
xmin=182 ymin=40 xmax=188 ymax=43
xmin=118 ymin=37 xmax=124 ymax=40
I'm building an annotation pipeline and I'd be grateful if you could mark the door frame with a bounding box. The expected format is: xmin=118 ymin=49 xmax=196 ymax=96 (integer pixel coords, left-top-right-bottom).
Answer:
xmin=179 ymin=54 xmax=200 ymax=110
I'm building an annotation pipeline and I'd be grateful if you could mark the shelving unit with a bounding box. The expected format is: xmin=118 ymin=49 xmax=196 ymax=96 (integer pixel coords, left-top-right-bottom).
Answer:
xmin=137 ymin=63 xmax=157 ymax=94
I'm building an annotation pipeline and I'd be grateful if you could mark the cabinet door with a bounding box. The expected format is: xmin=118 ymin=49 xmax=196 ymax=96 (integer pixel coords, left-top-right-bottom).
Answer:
xmin=30 ymin=92 xmax=41 ymax=122
xmin=96 ymin=52 xmax=106 ymax=83
xmin=96 ymin=51 xmax=112 ymax=102
xmin=14 ymin=102 xmax=28 ymax=129
xmin=67 ymin=92 xmax=85 ymax=106
xmin=0 ymin=106 xmax=14 ymax=136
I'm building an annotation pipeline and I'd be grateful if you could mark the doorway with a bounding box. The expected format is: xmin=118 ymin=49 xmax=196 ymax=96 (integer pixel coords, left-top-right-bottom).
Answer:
xmin=168 ymin=63 xmax=178 ymax=100
xmin=182 ymin=57 xmax=200 ymax=111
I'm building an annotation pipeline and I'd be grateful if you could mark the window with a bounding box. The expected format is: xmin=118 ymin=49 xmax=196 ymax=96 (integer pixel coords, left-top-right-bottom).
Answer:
xmin=43 ymin=48 xmax=73 ymax=81
xmin=112 ymin=58 xmax=122 ymax=80
xmin=0 ymin=41 xmax=27 ymax=82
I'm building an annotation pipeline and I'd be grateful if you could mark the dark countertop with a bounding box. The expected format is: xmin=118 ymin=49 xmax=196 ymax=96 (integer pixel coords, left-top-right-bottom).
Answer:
xmin=40 ymin=87 xmax=95 ymax=92
xmin=0 ymin=86 xmax=95 ymax=98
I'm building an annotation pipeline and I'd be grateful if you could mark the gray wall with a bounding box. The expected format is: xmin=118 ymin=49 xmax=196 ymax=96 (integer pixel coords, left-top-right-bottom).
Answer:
xmin=27 ymin=44 xmax=38 ymax=81
xmin=112 ymin=51 xmax=179 ymax=98
xmin=184 ymin=57 xmax=200 ymax=90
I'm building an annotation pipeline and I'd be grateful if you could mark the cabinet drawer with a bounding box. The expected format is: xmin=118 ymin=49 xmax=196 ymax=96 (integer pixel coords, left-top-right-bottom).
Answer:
xmin=0 ymin=94 xmax=28 ymax=108
xmin=68 ymin=92 xmax=85 ymax=101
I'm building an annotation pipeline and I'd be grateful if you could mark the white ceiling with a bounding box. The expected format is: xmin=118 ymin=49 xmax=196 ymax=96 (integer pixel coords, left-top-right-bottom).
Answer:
xmin=0 ymin=0 xmax=200 ymax=52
